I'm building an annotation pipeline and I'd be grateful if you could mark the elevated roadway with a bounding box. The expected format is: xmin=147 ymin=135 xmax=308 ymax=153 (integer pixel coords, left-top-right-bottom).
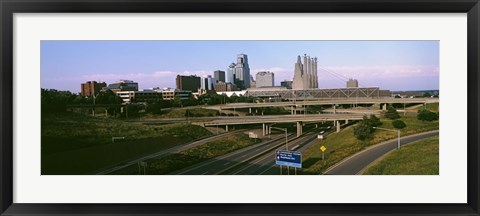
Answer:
xmin=201 ymin=114 xmax=364 ymax=126
xmin=208 ymin=97 xmax=438 ymax=110
xmin=198 ymin=114 xmax=363 ymax=137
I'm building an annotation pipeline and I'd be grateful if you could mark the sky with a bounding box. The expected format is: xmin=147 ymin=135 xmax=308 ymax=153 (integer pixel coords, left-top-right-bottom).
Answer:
xmin=41 ymin=40 xmax=439 ymax=93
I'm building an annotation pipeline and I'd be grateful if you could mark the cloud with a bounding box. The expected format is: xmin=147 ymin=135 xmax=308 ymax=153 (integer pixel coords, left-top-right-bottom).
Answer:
xmin=315 ymin=65 xmax=439 ymax=90
xmin=43 ymin=64 xmax=439 ymax=92
xmin=319 ymin=65 xmax=439 ymax=79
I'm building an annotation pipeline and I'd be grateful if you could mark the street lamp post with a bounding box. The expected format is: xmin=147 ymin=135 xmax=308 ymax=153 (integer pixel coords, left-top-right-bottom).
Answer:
xmin=373 ymin=127 xmax=401 ymax=149
xmin=270 ymin=126 xmax=288 ymax=150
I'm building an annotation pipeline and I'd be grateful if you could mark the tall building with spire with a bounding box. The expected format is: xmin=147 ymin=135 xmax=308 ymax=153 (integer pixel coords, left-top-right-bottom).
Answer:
xmin=292 ymin=54 xmax=318 ymax=90
xmin=234 ymin=53 xmax=251 ymax=89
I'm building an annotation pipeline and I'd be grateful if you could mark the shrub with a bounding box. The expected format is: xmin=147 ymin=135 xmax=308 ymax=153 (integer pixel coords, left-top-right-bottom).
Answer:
xmin=417 ymin=109 xmax=439 ymax=121
xmin=369 ymin=114 xmax=382 ymax=127
xmin=353 ymin=120 xmax=374 ymax=141
xmin=384 ymin=106 xmax=400 ymax=119
xmin=392 ymin=120 xmax=406 ymax=129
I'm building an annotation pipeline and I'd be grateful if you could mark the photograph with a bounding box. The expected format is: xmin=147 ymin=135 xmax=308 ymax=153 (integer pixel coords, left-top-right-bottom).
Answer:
xmin=41 ymin=40 xmax=440 ymax=175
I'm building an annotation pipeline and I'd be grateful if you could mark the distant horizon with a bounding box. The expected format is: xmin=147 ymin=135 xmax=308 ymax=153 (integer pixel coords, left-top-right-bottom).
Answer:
xmin=41 ymin=40 xmax=439 ymax=93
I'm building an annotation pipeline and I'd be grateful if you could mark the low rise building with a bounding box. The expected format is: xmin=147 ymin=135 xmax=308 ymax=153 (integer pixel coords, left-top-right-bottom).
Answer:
xmin=102 ymin=80 xmax=138 ymax=92
xmin=81 ymin=81 xmax=106 ymax=97
xmin=116 ymin=88 xmax=191 ymax=104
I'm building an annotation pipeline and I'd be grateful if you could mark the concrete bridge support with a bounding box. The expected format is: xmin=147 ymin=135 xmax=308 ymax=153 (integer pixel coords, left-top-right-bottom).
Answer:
xmin=262 ymin=123 xmax=266 ymax=136
xmin=382 ymin=104 xmax=387 ymax=111
xmin=225 ymin=125 xmax=229 ymax=132
xmin=345 ymin=119 xmax=349 ymax=124
xmin=336 ymin=121 xmax=341 ymax=133
xmin=297 ymin=121 xmax=303 ymax=137
xmin=333 ymin=105 xmax=336 ymax=114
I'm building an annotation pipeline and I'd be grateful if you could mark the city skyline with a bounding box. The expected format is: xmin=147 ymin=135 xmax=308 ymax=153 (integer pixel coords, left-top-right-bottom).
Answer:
xmin=41 ymin=41 xmax=439 ymax=93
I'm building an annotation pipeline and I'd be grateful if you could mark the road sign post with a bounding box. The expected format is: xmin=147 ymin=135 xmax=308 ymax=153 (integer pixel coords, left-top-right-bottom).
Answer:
xmin=320 ymin=145 xmax=327 ymax=164
xmin=275 ymin=150 xmax=302 ymax=175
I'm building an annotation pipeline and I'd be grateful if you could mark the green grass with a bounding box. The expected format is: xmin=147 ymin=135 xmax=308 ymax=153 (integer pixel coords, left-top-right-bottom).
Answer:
xmin=416 ymin=103 xmax=439 ymax=112
xmin=42 ymin=112 xmax=212 ymax=174
xmin=364 ymin=136 xmax=439 ymax=175
xmin=300 ymin=115 xmax=439 ymax=175
xmin=112 ymin=133 xmax=260 ymax=175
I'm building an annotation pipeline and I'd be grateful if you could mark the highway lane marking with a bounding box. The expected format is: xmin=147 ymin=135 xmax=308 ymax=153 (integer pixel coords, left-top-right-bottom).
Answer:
xmin=96 ymin=131 xmax=246 ymax=175
xmin=175 ymin=135 xmax=286 ymax=174
xmin=202 ymin=171 xmax=209 ymax=175
xmin=232 ymin=133 xmax=319 ymax=175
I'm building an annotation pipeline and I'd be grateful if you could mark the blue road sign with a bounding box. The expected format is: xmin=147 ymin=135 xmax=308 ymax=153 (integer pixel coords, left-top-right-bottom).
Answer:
xmin=275 ymin=150 xmax=302 ymax=168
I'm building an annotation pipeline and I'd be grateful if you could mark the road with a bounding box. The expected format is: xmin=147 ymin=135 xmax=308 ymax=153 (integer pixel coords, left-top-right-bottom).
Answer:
xmin=323 ymin=130 xmax=439 ymax=175
xmin=171 ymin=124 xmax=330 ymax=175
xmin=209 ymin=97 xmax=439 ymax=110
xmin=95 ymin=130 xmax=246 ymax=175
xmin=202 ymin=114 xmax=366 ymax=126
xmin=223 ymin=130 xmax=321 ymax=175
xmin=170 ymin=133 xmax=297 ymax=175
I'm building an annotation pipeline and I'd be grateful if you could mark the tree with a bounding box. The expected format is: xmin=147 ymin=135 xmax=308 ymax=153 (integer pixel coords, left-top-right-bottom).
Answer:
xmin=392 ymin=120 xmax=406 ymax=129
xmin=41 ymin=88 xmax=77 ymax=113
xmin=172 ymin=95 xmax=183 ymax=107
xmin=353 ymin=115 xmax=375 ymax=141
xmin=369 ymin=114 xmax=382 ymax=127
xmin=122 ymin=103 xmax=142 ymax=118
xmin=423 ymin=92 xmax=432 ymax=98
xmin=353 ymin=121 xmax=373 ymax=140
xmin=384 ymin=106 xmax=400 ymax=119
xmin=95 ymin=90 xmax=122 ymax=104
xmin=417 ymin=109 xmax=439 ymax=121
xmin=146 ymin=98 xmax=165 ymax=114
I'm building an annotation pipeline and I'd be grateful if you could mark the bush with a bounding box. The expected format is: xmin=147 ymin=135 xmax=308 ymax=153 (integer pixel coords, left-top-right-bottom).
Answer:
xmin=353 ymin=121 xmax=374 ymax=141
xmin=227 ymin=113 xmax=235 ymax=116
xmin=220 ymin=113 xmax=227 ymax=116
xmin=417 ymin=109 xmax=439 ymax=121
xmin=392 ymin=120 xmax=406 ymax=129
xmin=369 ymin=114 xmax=382 ymax=127
xmin=384 ymin=106 xmax=400 ymax=119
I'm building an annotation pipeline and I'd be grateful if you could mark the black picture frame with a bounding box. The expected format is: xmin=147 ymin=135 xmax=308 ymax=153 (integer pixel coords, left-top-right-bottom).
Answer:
xmin=1 ymin=0 xmax=479 ymax=215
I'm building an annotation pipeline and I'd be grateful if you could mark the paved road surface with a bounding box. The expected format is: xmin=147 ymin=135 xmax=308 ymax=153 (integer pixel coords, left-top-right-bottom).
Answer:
xmin=324 ymin=130 xmax=439 ymax=175
xmin=95 ymin=130 xmax=245 ymax=175
xmin=170 ymin=133 xmax=296 ymax=175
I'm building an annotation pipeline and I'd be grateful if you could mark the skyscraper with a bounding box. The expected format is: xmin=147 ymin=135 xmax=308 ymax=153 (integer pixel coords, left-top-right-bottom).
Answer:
xmin=200 ymin=75 xmax=217 ymax=90
xmin=214 ymin=70 xmax=225 ymax=83
xmin=176 ymin=75 xmax=201 ymax=92
xmin=292 ymin=54 xmax=318 ymax=90
xmin=256 ymin=71 xmax=275 ymax=88
xmin=227 ymin=63 xmax=236 ymax=83
xmin=234 ymin=53 xmax=251 ymax=89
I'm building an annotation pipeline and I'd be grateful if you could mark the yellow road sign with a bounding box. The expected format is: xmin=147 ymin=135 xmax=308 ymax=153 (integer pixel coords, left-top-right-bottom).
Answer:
xmin=320 ymin=146 xmax=326 ymax=152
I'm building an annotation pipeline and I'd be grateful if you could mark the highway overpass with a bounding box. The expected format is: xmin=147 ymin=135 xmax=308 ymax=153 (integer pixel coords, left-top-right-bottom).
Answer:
xmin=195 ymin=113 xmax=368 ymax=137
xmin=207 ymin=97 xmax=439 ymax=111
